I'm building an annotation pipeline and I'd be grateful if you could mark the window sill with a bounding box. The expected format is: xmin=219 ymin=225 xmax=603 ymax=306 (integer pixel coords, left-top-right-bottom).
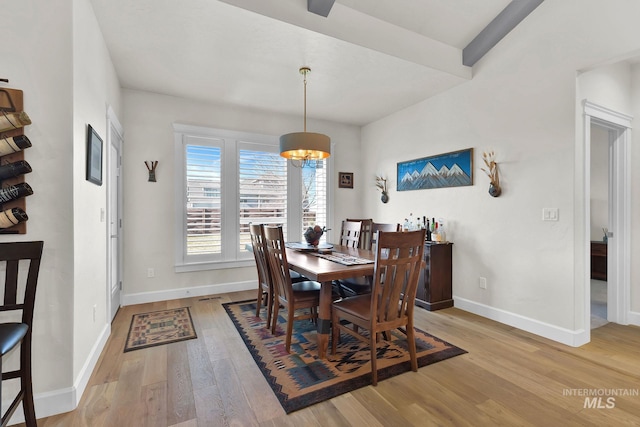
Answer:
xmin=175 ymin=259 xmax=254 ymax=273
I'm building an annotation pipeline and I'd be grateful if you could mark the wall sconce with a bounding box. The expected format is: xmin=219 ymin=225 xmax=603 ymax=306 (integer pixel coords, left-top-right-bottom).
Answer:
xmin=145 ymin=161 xmax=158 ymax=182
xmin=375 ymin=175 xmax=389 ymax=203
xmin=481 ymin=151 xmax=501 ymax=197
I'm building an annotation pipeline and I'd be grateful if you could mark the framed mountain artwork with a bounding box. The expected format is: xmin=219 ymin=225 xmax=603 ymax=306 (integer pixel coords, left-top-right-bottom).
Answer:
xmin=397 ymin=148 xmax=473 ymax=191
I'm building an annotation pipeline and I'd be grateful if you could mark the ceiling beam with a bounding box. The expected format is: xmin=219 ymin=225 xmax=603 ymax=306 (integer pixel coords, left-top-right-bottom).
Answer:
xmin=307 ymin=0 xmax=335 ymax=17
xmin=463 ymin=0 xmax=544 ymax=67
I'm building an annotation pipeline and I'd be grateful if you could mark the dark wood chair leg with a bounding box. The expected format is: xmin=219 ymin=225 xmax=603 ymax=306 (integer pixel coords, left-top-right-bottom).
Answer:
xmin=271 ymin=301 xmax=280 ymax=335
xmin=255 ymin=288 xmax=263 ymax=318
xmin=22 ymin=337 xmax=37 ymax=427
xmin=285 ymin=308 xmax=294 ymax=352
xmin=266 ymin=290 xmax=274 ymax=329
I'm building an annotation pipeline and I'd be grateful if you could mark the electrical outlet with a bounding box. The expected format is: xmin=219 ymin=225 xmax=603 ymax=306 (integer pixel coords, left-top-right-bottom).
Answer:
xmin=479 ymin=277 xmax=487 ymax=289
xmin=147 ymin=268 xmax=155 ymax=278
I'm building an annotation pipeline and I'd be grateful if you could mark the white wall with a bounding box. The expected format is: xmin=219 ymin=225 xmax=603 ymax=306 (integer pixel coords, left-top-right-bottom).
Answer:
xmin=121 ymin=89 xmax=360 ymax=302
xmin=362 ymin=0 xmax=640 ymax=344
xmin=72 ymin=0 xmax=122 ymax=389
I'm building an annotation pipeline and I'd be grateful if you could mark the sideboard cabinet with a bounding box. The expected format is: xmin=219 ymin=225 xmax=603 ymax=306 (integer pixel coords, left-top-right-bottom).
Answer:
xmin=590 ymin=241 xmax=607 ymax=281
xmin=415 ymin=242 xmax=453 ymax=311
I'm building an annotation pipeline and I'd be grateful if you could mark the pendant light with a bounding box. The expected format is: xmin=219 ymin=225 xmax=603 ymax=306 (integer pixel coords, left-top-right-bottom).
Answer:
xmin=280 ymin=66 xmax=331 ymax=166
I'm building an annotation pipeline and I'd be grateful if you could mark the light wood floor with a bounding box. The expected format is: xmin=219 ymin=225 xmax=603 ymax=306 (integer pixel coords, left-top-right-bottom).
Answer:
xmin=24 ymin=290 xmax=640 ymax=426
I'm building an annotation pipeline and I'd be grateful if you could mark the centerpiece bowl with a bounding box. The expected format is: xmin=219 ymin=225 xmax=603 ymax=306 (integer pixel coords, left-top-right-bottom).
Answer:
xmin=304 ymin=225 xmax=326 ymax=246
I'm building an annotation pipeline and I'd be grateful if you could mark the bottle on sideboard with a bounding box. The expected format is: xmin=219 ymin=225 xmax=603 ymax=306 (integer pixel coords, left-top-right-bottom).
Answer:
xmin=0 ymin=111 xmax=32 ymax=133
xmin=425 ymin=218 xmax=432 ymax=241
xmin=437 ymin=219 xmax=446 ymax=242
xmin=0 ymin=135 xmax=32 ymax=156
xmin=0 ymin=182 xmax=33 ymax=203
xmin=0 ymin=207 xmax=28 ymax=229
xmin=432 ymin=221 xmax=440 ymax=242
xmin=0 ymin=160 xmax=32 ymax=180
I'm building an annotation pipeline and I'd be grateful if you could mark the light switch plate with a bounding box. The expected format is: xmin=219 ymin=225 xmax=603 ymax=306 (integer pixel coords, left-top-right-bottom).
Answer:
xmin=542 ymin=208 xmax=559 ymax=221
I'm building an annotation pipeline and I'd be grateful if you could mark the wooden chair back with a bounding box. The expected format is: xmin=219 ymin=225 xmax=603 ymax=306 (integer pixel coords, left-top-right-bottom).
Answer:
xmin=346 ymin=218 xmax=373 ymax=249
xmin=371 ymin=230 xmax=425 ymax=330
xmin=0 ymin=240 xmax=43 ymax=327
xmin=339 ymin=220 xmax=363 ymax=248
xmin=250 ymin=223 xmax=277 ymax=325
xmin=249 ymin=223 xmax=270 ymax=292
xmin=370 ymin=222 xmax=401 ymax=250
xmin=331 ymin=230 xmax=425 ymax=385
xmin=0 ymin=240 xmax=44 ymax=427
xmin=263 ymin=226 xmax=294 ymax=305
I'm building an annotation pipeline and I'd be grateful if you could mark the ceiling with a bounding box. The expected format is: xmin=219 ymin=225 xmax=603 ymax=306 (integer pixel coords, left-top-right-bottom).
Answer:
xmin=90 ymin=0 xmax=533 ymax=126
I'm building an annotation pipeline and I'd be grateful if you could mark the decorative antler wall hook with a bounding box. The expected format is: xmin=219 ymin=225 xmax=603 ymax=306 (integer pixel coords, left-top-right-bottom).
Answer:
xmin=481 ymin=151 xmax=501 ymax=197
xmin=375 ymin=175 xmax=389 ymax=203
xmin=145 ymin=161 xmax=158 ymax=182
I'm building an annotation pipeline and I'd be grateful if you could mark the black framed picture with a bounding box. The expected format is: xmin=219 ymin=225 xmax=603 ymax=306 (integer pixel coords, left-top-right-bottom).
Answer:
xmin=338 ymin=172 xmax=353 ymax=188
xmin=86 ymin=124 xmax=103 ymax=186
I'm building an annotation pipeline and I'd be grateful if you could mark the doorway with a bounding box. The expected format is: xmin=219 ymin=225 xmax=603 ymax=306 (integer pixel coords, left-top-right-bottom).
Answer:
xmin=107 ymin=107 xmax=123 ymax=322
xmin=583 ymin=101 xmax=631 ymax=334
xmin=589 ymin=123 xmax=609 ymax=329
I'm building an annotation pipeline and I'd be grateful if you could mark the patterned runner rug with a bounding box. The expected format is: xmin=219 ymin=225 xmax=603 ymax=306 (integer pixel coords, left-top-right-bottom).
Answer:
xmin=223 ymin=300 xmax=466 ymax=413
xmin=124 ymin=307 xmax=197 ymax=352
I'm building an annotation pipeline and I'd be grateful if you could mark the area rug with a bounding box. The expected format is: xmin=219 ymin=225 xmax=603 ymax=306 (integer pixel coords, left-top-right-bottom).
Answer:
xmin=223 ymin=300 xmax=466 ymax=413
xmin=124 ymin=307 xmax=197 ymax=352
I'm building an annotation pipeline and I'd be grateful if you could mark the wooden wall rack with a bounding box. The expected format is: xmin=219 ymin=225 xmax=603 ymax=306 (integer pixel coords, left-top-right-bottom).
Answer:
xmin=0 ymin=87 xmax=29 ymax=234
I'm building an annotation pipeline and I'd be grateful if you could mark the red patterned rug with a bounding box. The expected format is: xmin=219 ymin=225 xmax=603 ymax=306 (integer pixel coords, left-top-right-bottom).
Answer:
xmin=223 ymin=300 xmax=466 ymax=413
xmin=124 ymin=307 xmax=197 ymax=352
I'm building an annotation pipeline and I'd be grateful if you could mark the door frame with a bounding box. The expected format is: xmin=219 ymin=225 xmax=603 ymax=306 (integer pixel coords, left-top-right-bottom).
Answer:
xmin=107 ymin=106 xmax=124 ymax=322
xmin=582 ymin=100 xmax=631 ymax=333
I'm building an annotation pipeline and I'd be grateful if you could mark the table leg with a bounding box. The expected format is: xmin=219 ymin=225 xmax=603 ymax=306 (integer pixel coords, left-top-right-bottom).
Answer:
xmin=316 ymin=281 xmax=333 ymax=359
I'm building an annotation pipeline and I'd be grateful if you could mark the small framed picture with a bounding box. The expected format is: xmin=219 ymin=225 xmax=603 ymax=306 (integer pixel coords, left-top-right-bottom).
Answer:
xmin=339 ymin=172 xmax=353 ymax=189
xmin=86 ymin=124 xmax=103 ymax=186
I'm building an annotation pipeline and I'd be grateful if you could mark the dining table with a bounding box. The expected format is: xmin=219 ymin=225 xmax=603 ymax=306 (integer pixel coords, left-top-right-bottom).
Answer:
xmin=285 ymin=244 xmax=375 ymax=359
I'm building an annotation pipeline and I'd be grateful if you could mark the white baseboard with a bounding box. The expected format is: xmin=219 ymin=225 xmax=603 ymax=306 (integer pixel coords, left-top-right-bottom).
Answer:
xmin=627 ymin=310 xmax=640 ymax=326
xmin=7 ymin=323 xmax=111 ymax=426
xmin=73 ymin=323 xmax=111 ymax=405
xmin=121 ymin=280 xmax=256 ymax=306
xmin=453 ymin=296 xmax=589 ymax=347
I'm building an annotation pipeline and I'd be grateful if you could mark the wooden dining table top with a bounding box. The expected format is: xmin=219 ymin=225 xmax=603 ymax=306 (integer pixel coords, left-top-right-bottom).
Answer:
xmin=285 ymin=245 xmax=375 ymax=282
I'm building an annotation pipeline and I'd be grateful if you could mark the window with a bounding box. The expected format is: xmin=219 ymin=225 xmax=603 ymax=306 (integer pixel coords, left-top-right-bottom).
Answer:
xmin=174 ymin=124 xmax=331 ymax=271
xmin=302 ymin=161 xmax=328 ymax=242
xmin=238 ymin=147 xmax=288 ymax=252
xmin=185 ymin=144 xmax=221 ymax=255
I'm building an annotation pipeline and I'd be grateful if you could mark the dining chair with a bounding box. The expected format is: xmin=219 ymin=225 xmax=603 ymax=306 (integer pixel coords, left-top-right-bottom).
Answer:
xmin=331 ymin=229 xmax=425 ymax=386
xmin=249 ymin=223 xmax=309 ymax=328
xmin=263 ymin=226 xmax=321 ymax=353
xmin=371 ymin=222 xmax=402 ymax=250
xmin=346 ymin=218 xmax=373 ymax=250
xmin=0 ymin=241 xmax=44 ymax=427
xmin=337 ymin=222 xmax=402 ymax=297
xmin=339 ymin=220 xmax=362 ymax=248
xmin=249 ymin=223 xmax=276 ymax=328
